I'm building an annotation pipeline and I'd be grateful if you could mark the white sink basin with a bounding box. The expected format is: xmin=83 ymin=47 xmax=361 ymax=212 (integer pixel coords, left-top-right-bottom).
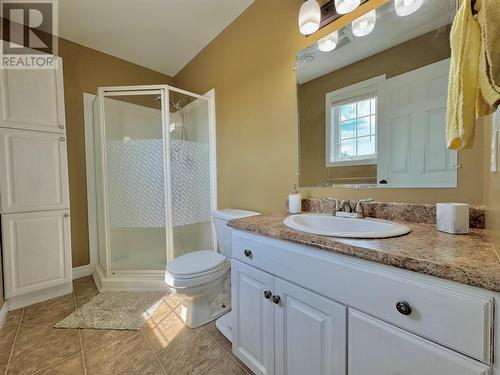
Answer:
xmin=283 ymin=213 xmax=411 ymax=239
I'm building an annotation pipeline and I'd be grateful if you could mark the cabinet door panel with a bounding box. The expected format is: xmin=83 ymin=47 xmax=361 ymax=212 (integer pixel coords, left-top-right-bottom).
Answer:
xmin=348 ymin=309 xmax=490 ymax=375
xmin=2 ymin=211 xmax=72 ymax=298
xmin=0 ymin=59 xmax=65 ymax=133
xmin=232 ymin=260 xmax=275 ymax=375
xmin=275 ymin=279 xmax=346 ymax=375
xmin=0 ymin=128 xmax=69 ymax=212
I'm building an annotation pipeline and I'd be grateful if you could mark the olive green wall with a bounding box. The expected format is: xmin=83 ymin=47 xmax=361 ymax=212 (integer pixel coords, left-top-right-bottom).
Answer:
xmin=1 ymin=0 xmax=384 ymax=310
xmin=1 ymin=0 xmax=497 ymax=311
xmin=175 ymin=0 xmax=485 ymax=211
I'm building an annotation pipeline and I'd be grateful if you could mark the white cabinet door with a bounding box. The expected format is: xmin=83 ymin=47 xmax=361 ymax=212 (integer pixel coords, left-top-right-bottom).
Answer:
xmin=348 ymin=309 xmax=490 ymax=375
xmin=0 ymin=128 xmax=69 ymax=213
xmin=2 ymin=211 xmax=72 ymax=298
xmin=274 ymin=279 xmax=346 ymax=375
xmin=0 ymin=58 xmax=66 ymax=133
xmin=232 ymin=260 xmax=275 ymax=375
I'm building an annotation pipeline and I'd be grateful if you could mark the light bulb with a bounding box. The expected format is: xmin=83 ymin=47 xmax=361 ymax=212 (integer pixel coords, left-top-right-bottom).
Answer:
xmin=352 ymin=9 xmax=376 ymax=37
xmin=335 ymin=0 xmax=361 ymax=14
xmin=394 ymin=0 xmax=423 ymax=16
xmin=298 ymin=0 xmax=321 ymax=35
xmin=317 ymin=31 xmax=339 ymax=52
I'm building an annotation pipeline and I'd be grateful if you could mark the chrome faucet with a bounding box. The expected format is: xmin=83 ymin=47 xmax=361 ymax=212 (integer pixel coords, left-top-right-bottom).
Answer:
xmin=354 ymin=198 xmax=374 ymax=213
xmin=330 ymin=198 xmax=341 ymax=215
xmin=339 ymin=200 xmax=352 ymax=212
xmin=333 ymin=198 xmax=374 ymax=218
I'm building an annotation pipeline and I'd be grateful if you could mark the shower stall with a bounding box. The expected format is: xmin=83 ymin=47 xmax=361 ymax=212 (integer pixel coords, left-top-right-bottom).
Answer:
xmin=86 ymin=85 xmax=216 ymax=290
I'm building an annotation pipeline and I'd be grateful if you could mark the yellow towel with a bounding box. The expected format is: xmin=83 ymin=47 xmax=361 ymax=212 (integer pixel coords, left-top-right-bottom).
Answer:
xmin=477 ymin=0 xmax=500 ymax=110
xmin=446 ymin=0 xmax=482 ymax=150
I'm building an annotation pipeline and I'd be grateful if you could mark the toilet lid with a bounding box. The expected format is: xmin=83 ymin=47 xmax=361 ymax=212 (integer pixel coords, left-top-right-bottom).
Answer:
xmin=166 ymin=250 xmax=226 ymax=277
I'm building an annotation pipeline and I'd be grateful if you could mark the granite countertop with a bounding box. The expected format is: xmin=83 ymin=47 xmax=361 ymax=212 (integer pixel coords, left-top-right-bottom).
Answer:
xmin=228 ymin=212 xmax=500 ymax=293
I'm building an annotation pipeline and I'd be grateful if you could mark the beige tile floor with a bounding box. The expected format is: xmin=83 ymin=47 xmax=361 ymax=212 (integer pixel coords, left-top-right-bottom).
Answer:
xmin=0 ymin=276 xmax=254 ymax=375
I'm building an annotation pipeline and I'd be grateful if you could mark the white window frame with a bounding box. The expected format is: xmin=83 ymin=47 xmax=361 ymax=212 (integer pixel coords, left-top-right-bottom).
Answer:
xmin=325 ymin=75 xmax=385 ymax=167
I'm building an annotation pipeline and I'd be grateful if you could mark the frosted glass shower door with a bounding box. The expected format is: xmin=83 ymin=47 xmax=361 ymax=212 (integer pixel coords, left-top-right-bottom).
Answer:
xmin=102 ymin=92 xmax=167 ymax=271
xmin=169 ymin=90 xmax=215 ymax=259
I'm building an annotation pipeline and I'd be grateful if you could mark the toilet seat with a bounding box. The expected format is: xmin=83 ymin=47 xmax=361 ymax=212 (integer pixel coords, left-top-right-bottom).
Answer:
xmin=167 ymin=250 xmax=227 ymax=277
xmin=165 ymin=250 xmax=230 ymax=288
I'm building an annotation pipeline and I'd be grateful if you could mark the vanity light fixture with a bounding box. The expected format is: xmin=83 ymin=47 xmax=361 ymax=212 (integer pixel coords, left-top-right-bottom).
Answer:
xmin=301 ymin=0 xmax=421 ymax=38
xmin=298 ymin=0 xmax=321 ymax=35
xmin=352 ymin=9 xmax=376 ymax=37
xmin=334 ymin=0 xmax=361 ymax=14
xmin=394 ymin=0 xmax=423 ymax=16
xmin=317 ymin=30 xmax=339 ymax=52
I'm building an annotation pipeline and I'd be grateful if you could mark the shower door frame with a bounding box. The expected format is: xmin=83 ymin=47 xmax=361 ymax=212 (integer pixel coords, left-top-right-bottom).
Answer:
xmin=93 ymin=85 xmax=217 ymax=280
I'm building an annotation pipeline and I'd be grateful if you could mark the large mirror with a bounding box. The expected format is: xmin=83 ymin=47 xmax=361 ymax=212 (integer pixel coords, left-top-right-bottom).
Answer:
xmin=297 ymin=0 xmax=457 ymax=188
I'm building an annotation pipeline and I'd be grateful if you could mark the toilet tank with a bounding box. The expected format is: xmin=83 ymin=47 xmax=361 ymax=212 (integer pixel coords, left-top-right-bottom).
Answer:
xmin=213 ymin=209 xmax=260 ymax=258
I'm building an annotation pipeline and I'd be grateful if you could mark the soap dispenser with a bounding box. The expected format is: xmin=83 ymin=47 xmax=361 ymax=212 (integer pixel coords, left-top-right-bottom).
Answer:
xmin=288 ymin=184 xmax=302 ymax=214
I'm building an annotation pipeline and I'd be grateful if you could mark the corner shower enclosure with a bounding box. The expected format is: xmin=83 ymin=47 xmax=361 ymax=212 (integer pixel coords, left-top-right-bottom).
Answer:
xmin=86 ymin=85 xmax=216 ymax=290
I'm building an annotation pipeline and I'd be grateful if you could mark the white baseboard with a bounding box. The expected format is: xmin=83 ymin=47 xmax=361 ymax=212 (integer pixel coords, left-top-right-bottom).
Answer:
xmin=7 ymin=282 xmax=73 ymax=310
xmin=4 ymin=263 xmax=94 ymax=311
xmin=72 ymin=264 xmax=95 ymax=280
xmin=0 ymin=301 xmax=9 ymax=330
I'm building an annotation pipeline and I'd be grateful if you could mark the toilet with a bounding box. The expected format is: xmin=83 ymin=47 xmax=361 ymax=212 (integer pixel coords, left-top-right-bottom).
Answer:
xmin=164 ymin=208 xmax=260 ymax=329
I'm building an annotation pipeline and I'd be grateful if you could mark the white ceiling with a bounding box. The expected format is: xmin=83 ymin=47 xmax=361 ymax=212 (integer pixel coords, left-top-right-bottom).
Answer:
xmin=58 ymin=0 xmax=254 ymax=77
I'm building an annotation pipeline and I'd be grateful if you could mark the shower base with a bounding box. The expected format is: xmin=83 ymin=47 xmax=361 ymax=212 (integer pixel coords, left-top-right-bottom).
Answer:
xmin=93 ymin=265 xmax=169 ymax=292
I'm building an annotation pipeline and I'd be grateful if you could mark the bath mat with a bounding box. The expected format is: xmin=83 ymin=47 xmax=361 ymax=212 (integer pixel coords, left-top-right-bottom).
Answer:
xmin=55 ymin=291 xmax=165 ymax=330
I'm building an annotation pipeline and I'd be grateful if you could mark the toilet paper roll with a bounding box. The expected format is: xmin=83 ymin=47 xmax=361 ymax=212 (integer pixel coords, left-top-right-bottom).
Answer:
xmin=436 ymin=203 xmax=469 ymax=234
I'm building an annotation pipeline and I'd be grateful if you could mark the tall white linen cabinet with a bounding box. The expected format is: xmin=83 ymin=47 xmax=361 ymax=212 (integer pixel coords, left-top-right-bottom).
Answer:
xmin=0 ymin=58 xmax=73 ymax=309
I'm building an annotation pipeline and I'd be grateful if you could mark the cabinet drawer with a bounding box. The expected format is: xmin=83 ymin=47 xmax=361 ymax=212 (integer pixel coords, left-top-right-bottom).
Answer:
xmin=349 ymin=309 xmax=490 ymax=375
xmin=232 ymin=231 xmax=494 ymax=363
xmin=2 ymin=210 xmax=72 ymax=297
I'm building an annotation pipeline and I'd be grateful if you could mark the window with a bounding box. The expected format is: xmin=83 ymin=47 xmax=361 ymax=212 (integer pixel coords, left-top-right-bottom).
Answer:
xmin=325 ymin=76 xmax=383 ymax=167
xmin=332 ymin=95 xmax=377 ymax=161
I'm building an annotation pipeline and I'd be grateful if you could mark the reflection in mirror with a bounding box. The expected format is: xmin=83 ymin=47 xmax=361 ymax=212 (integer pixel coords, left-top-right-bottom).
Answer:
xmin=296 ymin=0 xmax=457 ymax=188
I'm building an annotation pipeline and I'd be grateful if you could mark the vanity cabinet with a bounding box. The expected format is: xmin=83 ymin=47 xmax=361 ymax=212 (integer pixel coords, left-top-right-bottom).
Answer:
xmin=232 ymin=260 xmax=346 ymax=375
xmin=231 ymin=231 xmax=497 ymax=375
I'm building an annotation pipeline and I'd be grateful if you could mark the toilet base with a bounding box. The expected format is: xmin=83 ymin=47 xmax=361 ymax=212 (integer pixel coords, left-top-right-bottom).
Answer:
xmin=167 ymin=268 xmax=232 ymax=328
xmin=165 ymin=258 xmax=231 ymax=328
xmin=177 ymin=291 xmax=231 ymax=328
